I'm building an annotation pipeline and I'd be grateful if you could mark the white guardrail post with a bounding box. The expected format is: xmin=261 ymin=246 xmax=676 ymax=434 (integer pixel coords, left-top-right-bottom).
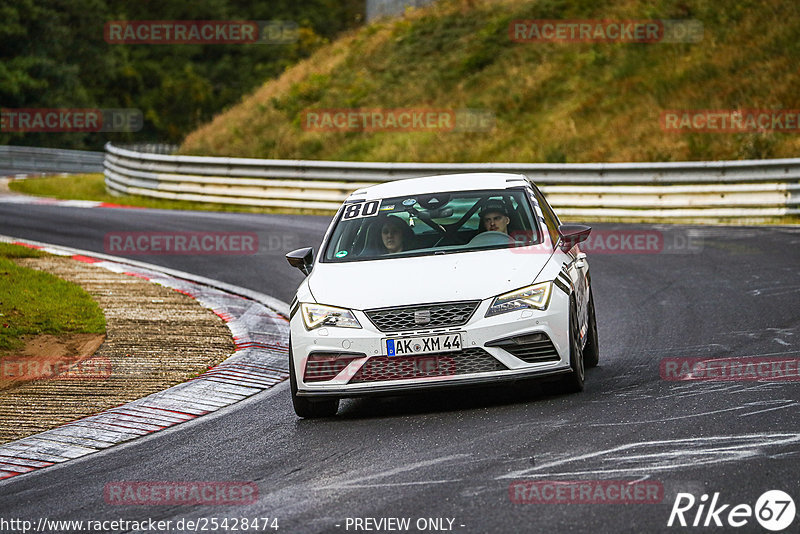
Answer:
xmin=103 ymin=143 xmax=800 ymax=219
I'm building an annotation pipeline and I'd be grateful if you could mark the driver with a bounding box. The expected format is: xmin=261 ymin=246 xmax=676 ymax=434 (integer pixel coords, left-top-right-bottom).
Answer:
xmin=479 ymin=201 xmax=510 ymax=234
xmin=379 ymin=215 xmax=413 ymax=253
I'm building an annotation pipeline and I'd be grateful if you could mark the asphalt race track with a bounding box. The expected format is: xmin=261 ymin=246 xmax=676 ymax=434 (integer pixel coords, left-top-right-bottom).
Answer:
xmin=1 ymin=202 xmax=798 ymax=533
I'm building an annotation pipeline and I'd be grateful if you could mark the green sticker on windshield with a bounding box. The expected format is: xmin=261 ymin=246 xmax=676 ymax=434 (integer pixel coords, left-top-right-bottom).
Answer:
xmin=335 ymin=250 xmax=348 ymax=258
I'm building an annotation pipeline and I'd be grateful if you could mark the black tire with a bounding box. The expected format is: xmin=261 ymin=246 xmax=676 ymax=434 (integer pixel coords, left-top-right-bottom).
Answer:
xmin=560 ymin=301 xmax=585 ymax=393
xmin=289 ymin=338 xmax=339 ymax=418
xmin=583 ymin=289 xmax=600 ymax=368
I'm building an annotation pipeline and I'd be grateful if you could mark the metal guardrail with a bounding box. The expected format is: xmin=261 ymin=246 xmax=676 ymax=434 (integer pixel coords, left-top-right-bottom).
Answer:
xmin=0 ymin=145 xmax=104 ymax=175
xmin=114 ymin=143 xmax=178 ymax=155
xmin=104 ymin=143 xmax=800 ymax=219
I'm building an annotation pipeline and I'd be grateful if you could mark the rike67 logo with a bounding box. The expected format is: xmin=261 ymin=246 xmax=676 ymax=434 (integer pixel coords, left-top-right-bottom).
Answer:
xmin=668 ymin=490 xmax=796 ymax=531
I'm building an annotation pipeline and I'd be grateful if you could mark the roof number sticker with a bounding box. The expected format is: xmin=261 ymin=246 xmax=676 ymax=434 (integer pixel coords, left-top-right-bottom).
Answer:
xmin=342 ymin=199 xmax=382 ymax=221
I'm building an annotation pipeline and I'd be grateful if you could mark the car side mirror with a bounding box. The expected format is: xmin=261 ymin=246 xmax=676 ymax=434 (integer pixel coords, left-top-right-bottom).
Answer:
xmin=286 ymin=247 xmax=314 ymax=276
xmin=558 ymin=224 xmax=591 ymax=251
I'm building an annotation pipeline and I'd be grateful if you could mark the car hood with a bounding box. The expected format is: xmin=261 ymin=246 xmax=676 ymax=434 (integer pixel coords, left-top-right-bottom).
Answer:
xmin=308 ymin=246 xmax=554 ymax=309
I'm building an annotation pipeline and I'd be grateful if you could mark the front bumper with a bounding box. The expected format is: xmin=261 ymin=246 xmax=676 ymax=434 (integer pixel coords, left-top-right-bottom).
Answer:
xmin=295 ymin=367 xmax=572 ymax=398
xmin=290 ymin=290 xmax=572 ymax=398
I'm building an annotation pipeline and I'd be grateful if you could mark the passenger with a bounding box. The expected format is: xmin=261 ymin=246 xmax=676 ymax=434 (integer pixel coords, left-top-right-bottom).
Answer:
xmin=479 ymin=201 xmax=511 ymax=234
xmin=380 ymin=215 xmax=413 ymax=254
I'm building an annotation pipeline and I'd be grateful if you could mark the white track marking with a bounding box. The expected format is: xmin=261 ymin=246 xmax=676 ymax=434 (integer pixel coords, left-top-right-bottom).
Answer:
xmin=317 ymin=454 xmax=470 ymax=489
xmin=498 ymin=433 xmax=800 ymax=479
xmin=738 ymin=401 xmax=798 ymax=417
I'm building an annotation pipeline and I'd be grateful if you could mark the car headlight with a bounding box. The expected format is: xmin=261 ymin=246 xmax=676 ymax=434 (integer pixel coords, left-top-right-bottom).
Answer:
xmin=301 ymin=303 xmax=361 ymax=330
xmin=485 ymin=282 xmax=552 ymax=317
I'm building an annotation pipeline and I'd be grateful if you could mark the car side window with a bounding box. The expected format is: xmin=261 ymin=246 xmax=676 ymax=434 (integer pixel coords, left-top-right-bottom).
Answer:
xmin=529 ymin=186 xmax=560 ymax=247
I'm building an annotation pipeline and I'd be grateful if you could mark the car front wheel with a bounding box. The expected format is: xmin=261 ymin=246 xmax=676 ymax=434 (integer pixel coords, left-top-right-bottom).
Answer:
xmin=583 ymin=289 xmax=600 ymax=368
xmin=560 ymin=301 xmax=585 ymax=393
xmin=289 ymin=338 xmax=339 ymax=418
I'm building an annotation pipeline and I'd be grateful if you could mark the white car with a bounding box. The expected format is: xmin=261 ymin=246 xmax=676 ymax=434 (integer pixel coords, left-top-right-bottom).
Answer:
xmin=285 ymin=173 xmax=599 ymax=417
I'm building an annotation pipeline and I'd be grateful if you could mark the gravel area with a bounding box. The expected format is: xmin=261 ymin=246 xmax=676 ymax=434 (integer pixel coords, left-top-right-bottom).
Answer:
xmin=0 ymin=255 xmax=235 ymax=443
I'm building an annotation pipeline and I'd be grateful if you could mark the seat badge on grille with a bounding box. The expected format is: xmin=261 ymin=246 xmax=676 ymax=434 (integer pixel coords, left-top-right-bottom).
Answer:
xmin=414 ymin=310 xmax=431 ymax=325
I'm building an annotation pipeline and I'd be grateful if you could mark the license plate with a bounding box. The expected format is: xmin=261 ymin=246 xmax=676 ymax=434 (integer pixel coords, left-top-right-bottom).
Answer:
xmin=385 ymin=333 xmax=461 ymax=357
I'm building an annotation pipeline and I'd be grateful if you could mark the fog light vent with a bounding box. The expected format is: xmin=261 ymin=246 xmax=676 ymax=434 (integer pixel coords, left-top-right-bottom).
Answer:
xmin=486 ymin=333 xmax=559 ymax=363
xmin=304 ymin=352 xmax=364 ymax=382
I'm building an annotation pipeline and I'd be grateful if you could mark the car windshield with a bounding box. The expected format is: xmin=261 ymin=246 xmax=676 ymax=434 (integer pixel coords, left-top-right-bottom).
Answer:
xmin=322 ymin=188 xmax=540 ymax=262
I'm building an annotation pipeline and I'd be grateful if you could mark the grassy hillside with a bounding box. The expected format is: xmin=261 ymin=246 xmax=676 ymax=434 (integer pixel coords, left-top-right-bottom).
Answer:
xmin=180 ymin=0 xmax=800 ymax=163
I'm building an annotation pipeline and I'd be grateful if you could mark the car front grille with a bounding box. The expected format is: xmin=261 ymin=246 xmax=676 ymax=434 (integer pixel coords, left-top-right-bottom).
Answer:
xmin=365 ymin=300 xmax=481 ymax=332
xmin=349 ymin=347 xmax=506 ymax=383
